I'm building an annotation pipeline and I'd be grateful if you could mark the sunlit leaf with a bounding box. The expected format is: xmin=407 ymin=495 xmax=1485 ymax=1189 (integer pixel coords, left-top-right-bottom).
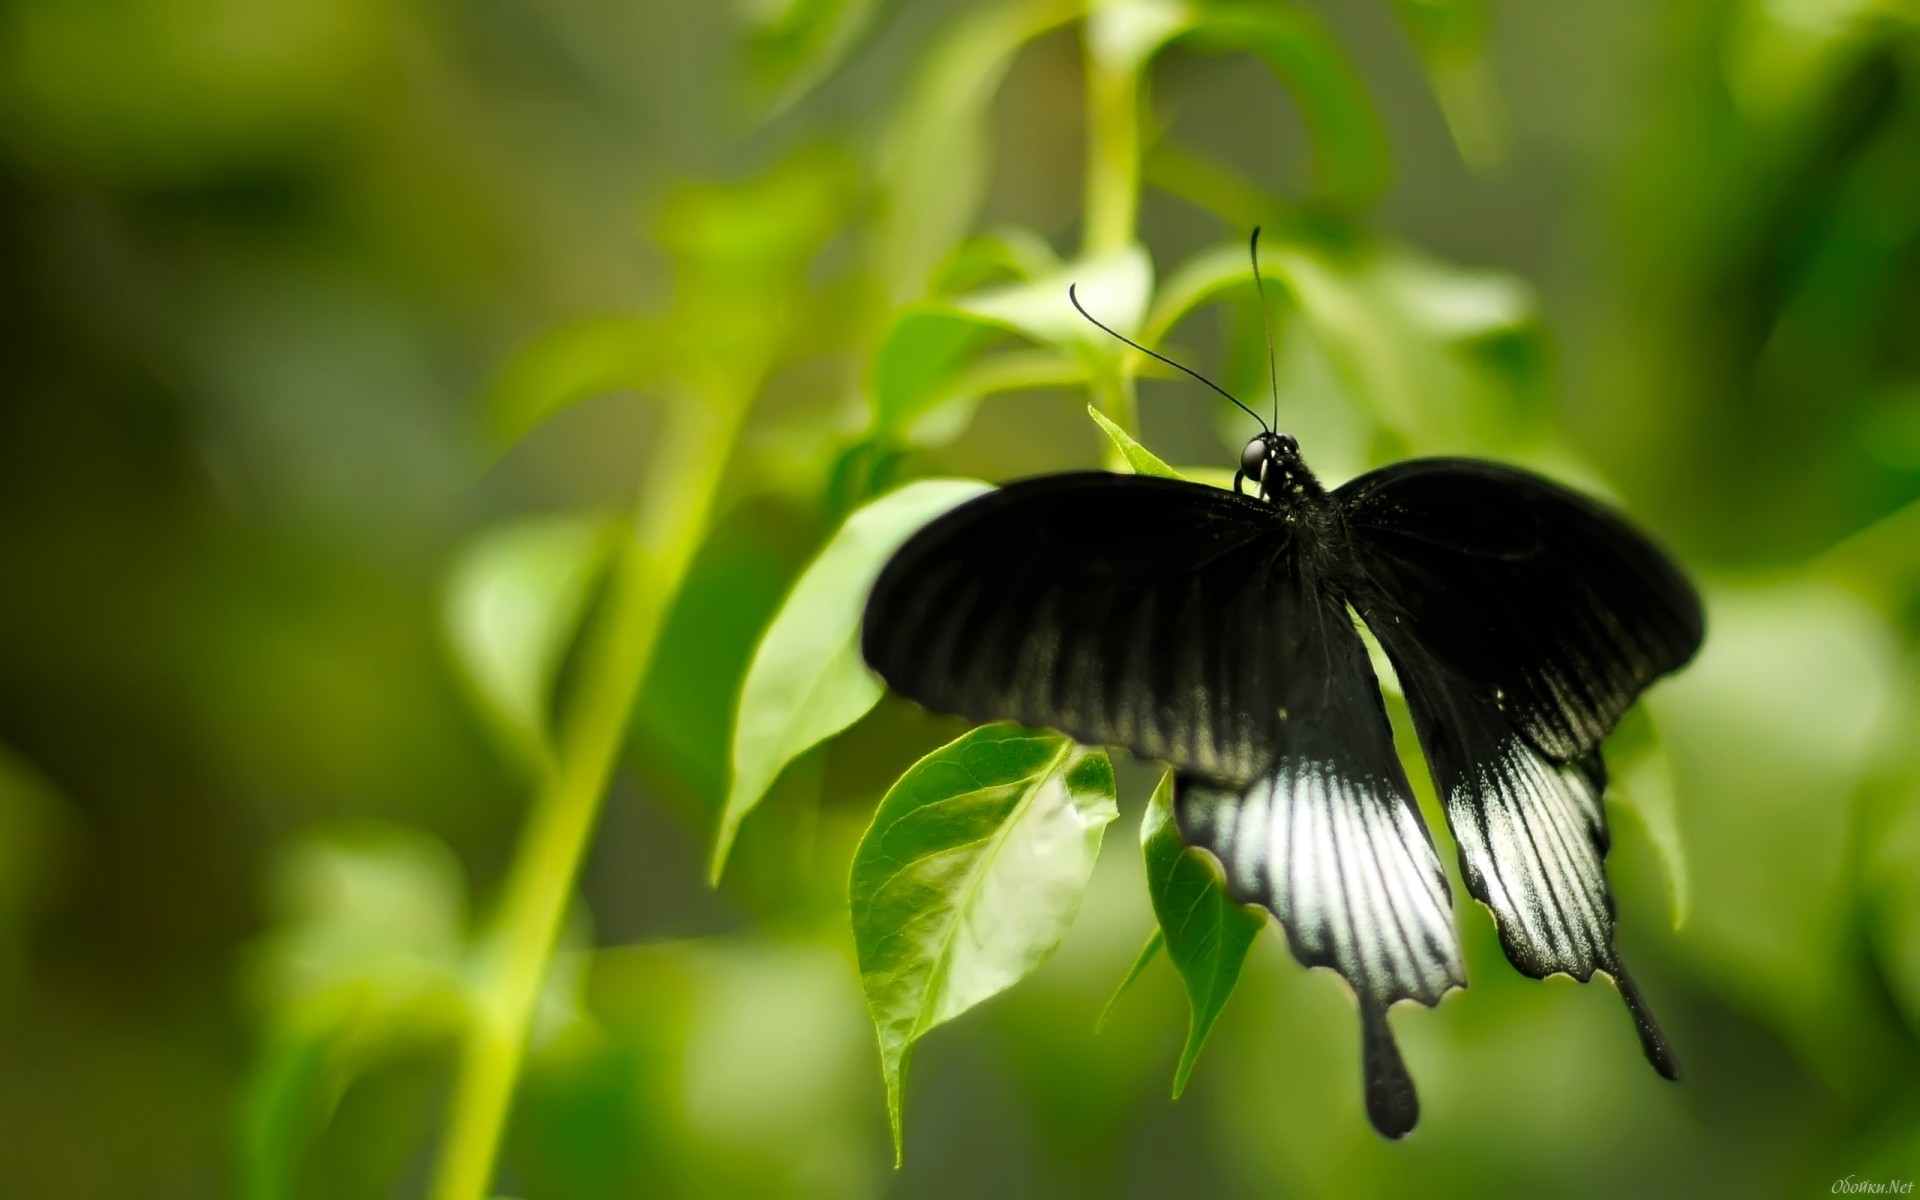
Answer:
xmin=870 ymin=245 xmax=1143 ymax=445
xmin=713 ymin=479 xmax=995 ymax=882
xmin=443 ymin=514 xmax=620 ymax=762
xmin=1141 ymin=770 xmax=1266 ymax=1098
xmin=1087 ymin=404 xmax=1182 ymax=478
xmin=958 ymin=242 xmax=1154 ymax=347
xmin=850 ymin=724 xmax=1118 ymax=1161
xmin=1085 ymin=0 xmax=1192 ymax=73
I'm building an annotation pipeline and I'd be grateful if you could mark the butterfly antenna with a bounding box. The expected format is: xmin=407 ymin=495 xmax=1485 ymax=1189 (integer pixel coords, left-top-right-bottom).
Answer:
xmin=1067 ymin=283 xmax=1268 ymax=432
xmin=1250 ymin=227 xmax=1280 ymax=432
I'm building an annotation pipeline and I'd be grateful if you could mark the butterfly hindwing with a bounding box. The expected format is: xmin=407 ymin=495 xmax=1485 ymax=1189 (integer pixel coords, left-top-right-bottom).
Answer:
xmin=1339 ymin=458 xmax=1698 ymax=1076
xmin=862 ymin=474 xmax=1293 ymax=782
xmin=1172 ymin=569 xmax=1463 ymax=1138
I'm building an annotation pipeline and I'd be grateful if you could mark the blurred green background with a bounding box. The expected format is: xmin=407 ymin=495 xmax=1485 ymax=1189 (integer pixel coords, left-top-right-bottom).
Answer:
xmin=2 ymin=0 xmax=1918 ymax=1196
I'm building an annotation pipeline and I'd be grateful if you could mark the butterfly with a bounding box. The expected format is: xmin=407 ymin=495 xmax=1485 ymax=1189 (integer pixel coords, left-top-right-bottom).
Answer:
xmin=858 ymin=231 xmax=1704 ymax=1138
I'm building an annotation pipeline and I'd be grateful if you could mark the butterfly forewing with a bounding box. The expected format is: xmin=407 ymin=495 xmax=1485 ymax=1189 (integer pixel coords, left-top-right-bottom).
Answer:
xmin=862 ymin=474 xmax=1292 ymax=783
xmin=1336 ymin=458 xmax=1704 ymax=762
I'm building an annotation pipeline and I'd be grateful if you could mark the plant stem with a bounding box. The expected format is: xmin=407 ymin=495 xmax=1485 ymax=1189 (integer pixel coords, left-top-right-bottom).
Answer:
xmin=1082 ymin=15 xmax=1144 ymax=460
xmin=431 ymin=385 xmax=747 ymax=1200
xmin=1082 ymin=53 xmax=1140 ymax=259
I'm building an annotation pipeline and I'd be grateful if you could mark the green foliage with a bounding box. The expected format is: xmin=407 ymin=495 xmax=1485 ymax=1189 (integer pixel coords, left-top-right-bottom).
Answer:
xmin=7 ymin=0 xmax=1920 ymax=1194
xmin=714 ymin=478 xmax=993 ymax=881
xmin=1140 ymin=771 xmax=1267 ymax=1098
xmin=1087 ymin=404 xmax=1181 ymax=478
xmin=443 ymin=515 xmax=619 ymax=765
xmin=849 ymin=725 xmax=1118 ymax=1161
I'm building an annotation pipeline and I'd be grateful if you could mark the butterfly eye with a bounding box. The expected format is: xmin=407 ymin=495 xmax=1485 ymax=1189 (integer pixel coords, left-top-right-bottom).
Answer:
xmin=1240 ymin=436 xmax=1271 ymax=479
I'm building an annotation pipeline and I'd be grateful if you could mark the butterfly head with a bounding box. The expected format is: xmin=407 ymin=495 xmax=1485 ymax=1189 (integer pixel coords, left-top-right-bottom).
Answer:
xmin=1240 ymin=431 xmax=1314 ymax=502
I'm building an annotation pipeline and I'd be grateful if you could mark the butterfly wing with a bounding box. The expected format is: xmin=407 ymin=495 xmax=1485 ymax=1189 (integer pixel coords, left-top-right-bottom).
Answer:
xmin=863 ymin=472 xmax=1464 ymax=1136
xmin=1172 ymin=558 xmax=1463 ymax=1138
xmin=1336 ymin=458 xmax=1701 ymax=1075
xmin=1336 ymin=458 xmax=1703 ymax=761
xmin=862 ymin=473 xmax=1293 ymax=783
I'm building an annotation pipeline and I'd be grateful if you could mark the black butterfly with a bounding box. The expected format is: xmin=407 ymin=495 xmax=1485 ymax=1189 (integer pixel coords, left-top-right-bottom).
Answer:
xmin=859 ymin=232 xmax=1704 ymax=1138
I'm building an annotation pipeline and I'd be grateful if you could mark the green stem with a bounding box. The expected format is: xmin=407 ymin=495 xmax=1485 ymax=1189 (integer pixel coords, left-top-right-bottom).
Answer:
xmin=1082 ymin=51 xmax=1141 ymax=258
xmin=431 ymin=384 xmax=748 ymax=1200
xmin=1081 ymin=16 xmax=1144 ymax=458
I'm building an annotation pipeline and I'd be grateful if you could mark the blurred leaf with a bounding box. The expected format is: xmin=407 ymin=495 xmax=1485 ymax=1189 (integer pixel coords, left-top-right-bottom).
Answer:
xmin=741 ymin=0 xmax=894 ymax=113
xmin=254 ymin=824 xmax=468 ymax=1024
xmin=444 ymin=514 xmax=620 ymax=763
xmin=959 ymin=242 xmax=1154 ymax=347
xmin=874 ymin=0 xmax=1079 ymax=298
xmin=932 ymin=227 xmax=1065 ymax=294
xmin=1724 ymin=0 xmax=1908 ymax=119
xmin=1863 ymin=767 xmax=1920 ymax=1037
xmin=1142 ymin=239 xmax=1256 ymax=346
xmin=1087 ymin=404 xmax=1181 ymax=478
xmin=850 ymin=725 xmax=1118 ymax=1161
xmin=870 ymin=307 xmax=1007 ymax=440
xmin=1389 ymin=0 xmax=1507 ymax=169
xmin=1174 ymin=4 xmax=1391 ymax=208
xmin=487 ymin=317 xmax=661 ymax=450
xmin=244 ymin=825 xmax=473 ymax=1198
xmin=1084 ymin=0 xmax=1191 ymax=73
xmin=1654 ymin=581 xmax=1911 ymax=1078
xmin=1606 ymin=710 xmax=1691 ymax=928
xmin=1263 ymin=233 xmax=1541 ymax=449
xmin=1141 ymin=770 xmax=1265 ymax=1098
xmin=870 ymin=245 xmax=1144 ymax=446
xmin=0 ymin=747 xmax=69 ymax=999
xmin=713 ymin=479 xmax=994 ymax=882
xmin=1096 ymin=930 xmax=1164 ymax=1032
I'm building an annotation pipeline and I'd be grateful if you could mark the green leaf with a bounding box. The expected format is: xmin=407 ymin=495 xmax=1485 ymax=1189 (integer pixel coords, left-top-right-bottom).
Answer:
xmin=1173 ymin=4 xmax=1390 ymax=208
xmin=850 ymin=724 xmax=1119 ymax=1162
xmin=1141 ymin=770 xmax=1266 ymax=1098
xmin=931 ymin=226 xmax=1065 ymax=293
xmin=1086 ymin=404 xmax=1182 ymax=478
xmin=713 ymin=479 xmax=994 ymax=883
xmin=874 ymin=0 xmax=1078 ymax=298
xmin=443 ymin=514 xmax=620 ymax=761
xmin=1606 ymin=707 xmax=1690 ymax=928
xmin=1085 ymin=0 xmax=1192 ymax=74
xmin=1141 ymin=240 xmax=1254 ymax=347
xmin=958 ymin=242 xmax=1153 ymax=348
xmin=1389 ymin=0 xmax=1505 ymax=169
xmin=869 ymin=245 xmax=1144 ymax=446
xmin=1259 ymin=232 xmax=1543 ymax=449
xmin=1096 ymin=929 xmax=1163 ymax=1032
xmin=486 ymin=316 xmax=660 ymax=450
xmin=742 ymin=0 xmax=893 ymax=114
